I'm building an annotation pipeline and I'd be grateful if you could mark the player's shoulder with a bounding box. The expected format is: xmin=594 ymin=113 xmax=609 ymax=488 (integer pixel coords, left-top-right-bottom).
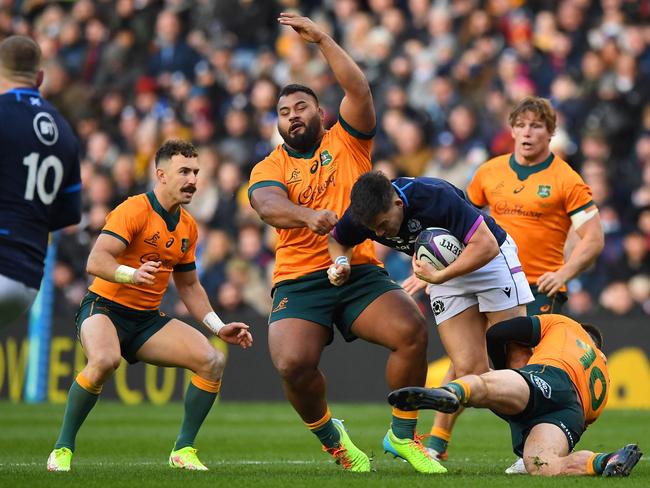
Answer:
xmin=473 ymin=154 xmax=510 ymax=178
xmin=179 ymin=206 xmax=198 ymax=232
xmin=114 ymin=193 xmax=151 ymax=216
xmin=258 ymin=144 xmax=288 ymax=166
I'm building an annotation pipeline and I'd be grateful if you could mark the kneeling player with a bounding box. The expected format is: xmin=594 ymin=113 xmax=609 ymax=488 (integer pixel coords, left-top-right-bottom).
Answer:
xmin=389 ymin=314 xmax=642 ymax=477
xmin=328 ymin=171 xmax=534 ymax=460
xmin=47 ymin=140 xmax=252 ymax=472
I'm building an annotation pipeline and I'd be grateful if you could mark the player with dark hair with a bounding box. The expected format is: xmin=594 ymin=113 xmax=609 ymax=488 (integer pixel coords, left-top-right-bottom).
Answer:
xmin=328 ymin=170 xmax=534 ymax=460
xmin=0 ymin=35 xmax=81 ymax=327
xmin=248 ymin=13 xmax=442 ymax=474
xmin=466 ymin=95 xmax=604 ymax=473
xmin=389 ymin=314 xmax=642 ymax=477
xmin=47 ymin=139 xmax=253 ymax=472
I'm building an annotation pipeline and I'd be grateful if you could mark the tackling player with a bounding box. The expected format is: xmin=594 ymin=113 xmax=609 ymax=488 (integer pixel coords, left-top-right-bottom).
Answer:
xmin=389 ymin=314 xmax=642 ymax=477
xmin=0 ymin=35 xmax=81 ymax=327
xmin=248 ymin=13 xmax=442 ymax=474
xmin=47 ymin=140 xmax=252 ymax=472
xmin=466 ymin=96 xmax=604 ymax=472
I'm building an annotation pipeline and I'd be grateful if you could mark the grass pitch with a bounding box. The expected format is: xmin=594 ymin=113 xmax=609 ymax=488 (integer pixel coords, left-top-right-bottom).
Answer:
xmin=0 ymin=401 xmax=647 ymax=487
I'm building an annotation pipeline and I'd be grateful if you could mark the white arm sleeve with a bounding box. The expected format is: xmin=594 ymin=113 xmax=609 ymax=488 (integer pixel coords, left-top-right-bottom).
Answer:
xmin=570 ymin=207 xmax=598 ymax=230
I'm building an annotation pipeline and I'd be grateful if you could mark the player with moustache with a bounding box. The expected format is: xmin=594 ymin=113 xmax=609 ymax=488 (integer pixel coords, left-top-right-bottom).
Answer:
xmin=47 ymin=140 xmax=252 ymax=472
xmin=248 ymin=13 xmax=441 ymax=474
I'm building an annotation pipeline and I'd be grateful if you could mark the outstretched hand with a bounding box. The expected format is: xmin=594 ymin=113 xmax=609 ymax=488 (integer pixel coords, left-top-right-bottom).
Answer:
xmin=217 ymin=322 xmax=253 ymax=349
xmin=278 ymin=12 xmax=326 ymax=44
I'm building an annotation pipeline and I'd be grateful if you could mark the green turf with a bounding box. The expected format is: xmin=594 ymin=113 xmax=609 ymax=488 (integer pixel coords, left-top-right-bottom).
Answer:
xmin=0 ymin=401 xmax=647 ymax=487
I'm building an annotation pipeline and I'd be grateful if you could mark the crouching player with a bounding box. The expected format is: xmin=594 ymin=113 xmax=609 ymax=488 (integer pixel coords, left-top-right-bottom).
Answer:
xmin=47 ymin=140 xmax=253 ymax=472
xmin=389 ymin=314 xmax=642 ymax=477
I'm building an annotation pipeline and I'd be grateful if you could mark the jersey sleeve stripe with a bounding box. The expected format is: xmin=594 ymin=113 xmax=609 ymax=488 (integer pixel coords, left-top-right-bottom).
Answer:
xmin=62 ymin=182 xmax=82 ymax=193
xmin=173 ymin=262 xmax=196 ymax=272
xmin=567 ymin=200 xmax=595 ymax=216
xmin=101 ymin=229 xmax=129 ymax=246
xmin=463 ymin=214 xmax=484 ymax=244
xmin=338 ymin=114 xmax=376 ymax=140
xmin=248 ymin=180 xmax=288 ymax=201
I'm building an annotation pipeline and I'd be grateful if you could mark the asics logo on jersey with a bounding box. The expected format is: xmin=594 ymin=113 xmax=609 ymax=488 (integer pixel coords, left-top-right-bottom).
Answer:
xmin=513 ymin=185 xmax=525 ymax=194
xmin=165 ymin=237 xmax=174 ymax=248
xmin=33 ymin=112 xmax=59 ymax=146
xmin=144 ymin=231 xmax=161 ymax=247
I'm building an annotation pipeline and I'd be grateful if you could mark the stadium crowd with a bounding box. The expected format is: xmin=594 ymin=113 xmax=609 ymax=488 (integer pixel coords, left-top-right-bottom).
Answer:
xmin=7 ymin=0 xmax=650 ymax=322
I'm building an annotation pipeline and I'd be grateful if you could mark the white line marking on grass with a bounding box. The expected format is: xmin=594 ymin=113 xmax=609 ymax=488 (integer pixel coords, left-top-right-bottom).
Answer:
xmin=1 ymin=460 xmax=319 ymax=467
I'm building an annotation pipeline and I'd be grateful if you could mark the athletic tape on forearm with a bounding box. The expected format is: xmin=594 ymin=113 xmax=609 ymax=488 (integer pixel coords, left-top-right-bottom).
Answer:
xmin=203 ymin=311 xmax=226 ymax=337
xmin=114 ymin=265 xmax=136 ymax=284
xmin=334 ymin=256 xmax=349 ymax=266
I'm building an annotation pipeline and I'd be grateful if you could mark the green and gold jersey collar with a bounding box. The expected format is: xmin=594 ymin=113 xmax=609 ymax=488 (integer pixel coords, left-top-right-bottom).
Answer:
xmin=509 ymin=152 xmax=555 ymax=181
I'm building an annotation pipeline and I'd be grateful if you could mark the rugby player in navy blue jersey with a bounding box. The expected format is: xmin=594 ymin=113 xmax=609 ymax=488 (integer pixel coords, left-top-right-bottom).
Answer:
xmin=328 ymin=171 xmax=533 ymax=460
xmin=0 ymin=35 xmax=81 ymax=327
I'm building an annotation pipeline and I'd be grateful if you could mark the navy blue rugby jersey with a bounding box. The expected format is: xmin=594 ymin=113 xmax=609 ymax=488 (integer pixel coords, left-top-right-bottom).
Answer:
xmin=333 ymin=177 xmax=506 ymax=255
xmin=0 ymin=87 xmax=81 ymax=288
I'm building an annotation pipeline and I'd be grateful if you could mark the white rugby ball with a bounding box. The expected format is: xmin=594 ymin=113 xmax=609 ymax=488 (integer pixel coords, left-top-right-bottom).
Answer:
xmin=415 ymin=227 xmax=464 ymax=271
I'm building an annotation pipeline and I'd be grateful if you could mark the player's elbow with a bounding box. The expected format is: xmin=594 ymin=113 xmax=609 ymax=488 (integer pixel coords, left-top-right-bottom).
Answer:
xmin=85 ymin=252 xmax=101 ymax=277
xmin=484 ymin=237 xmax=500 ymax=262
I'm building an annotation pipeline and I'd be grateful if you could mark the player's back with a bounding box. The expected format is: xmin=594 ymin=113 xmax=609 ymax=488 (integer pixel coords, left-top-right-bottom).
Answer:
xmin=529 ymin=314 xmax=609 ymax=425
xmin=0 ymin=88 xmax=81 ymax=288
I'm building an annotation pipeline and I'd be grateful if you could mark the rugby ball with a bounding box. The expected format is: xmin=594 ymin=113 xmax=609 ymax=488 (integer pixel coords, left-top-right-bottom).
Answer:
xmin=415 ymin=227 xmax=464 ymax=271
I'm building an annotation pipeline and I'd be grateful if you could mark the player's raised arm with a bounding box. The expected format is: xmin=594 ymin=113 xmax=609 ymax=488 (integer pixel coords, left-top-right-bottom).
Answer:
xmin=278 ymin=12 xmax=375 ymax=133
xmin=86 ymin=233 xmax=161 ymax=286
xmin=172 ymin=269 xmax=252 ymax=349
xmin=250 ymin=186 xmax=338 ymax=235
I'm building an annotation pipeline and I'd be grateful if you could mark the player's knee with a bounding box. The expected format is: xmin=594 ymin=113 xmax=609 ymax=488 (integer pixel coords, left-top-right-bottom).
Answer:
xmin=389 ymin=311 xmax=427 ymax=351
xmin=273 ymin=355 xmax=316 ymax=382
xmin=200 ymin=347 xmax=226 ymax=379
xmin=88 ymin=354 xmax=121 ymax=376
xmin=524 ymin=455 xmax=561 ymax=476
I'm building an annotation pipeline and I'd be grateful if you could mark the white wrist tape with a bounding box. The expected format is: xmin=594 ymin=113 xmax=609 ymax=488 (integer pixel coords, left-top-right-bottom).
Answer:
xmin=203 ymin=311 xmax=226 ymax=337
xmin=334 ymin=256 xmax=350 ymax=266
xmin=114 ymin=265 xmax=137 ymax=284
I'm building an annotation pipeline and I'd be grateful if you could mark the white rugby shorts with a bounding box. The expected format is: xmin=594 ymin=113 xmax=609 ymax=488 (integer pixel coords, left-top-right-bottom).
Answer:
xmin=0 ymin=273 xmax=39 ymax=326
xmin=428 ymin=235 xmax=533 ymax=324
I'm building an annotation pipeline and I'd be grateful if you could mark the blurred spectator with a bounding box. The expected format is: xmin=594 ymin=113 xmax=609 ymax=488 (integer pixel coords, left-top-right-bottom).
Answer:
xmin=4 ymin=0 xmax=643 ymax=319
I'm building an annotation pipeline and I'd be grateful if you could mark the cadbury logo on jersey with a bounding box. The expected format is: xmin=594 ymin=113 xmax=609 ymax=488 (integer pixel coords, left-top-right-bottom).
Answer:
xmin=297 ymin=173 xmax=336 ymax=205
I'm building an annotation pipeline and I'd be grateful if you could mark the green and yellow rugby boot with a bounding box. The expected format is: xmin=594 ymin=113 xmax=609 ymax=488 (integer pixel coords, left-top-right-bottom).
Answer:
xmin=47 ymin=447 xmax=72 ymax=472
xmin=383 ymin=429 xmax=447 ymax=474
xmin=322 ymin=419 xmax=371 ymax=472
xmin=168 ymin=446 xmax=208 ymax=471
